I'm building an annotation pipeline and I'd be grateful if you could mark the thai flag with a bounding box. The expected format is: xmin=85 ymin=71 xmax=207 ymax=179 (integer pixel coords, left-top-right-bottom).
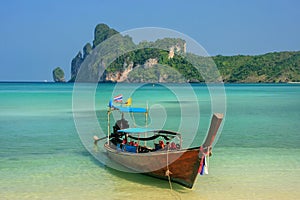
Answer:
xmin=113 ymin=94 xmax=123 ymax=102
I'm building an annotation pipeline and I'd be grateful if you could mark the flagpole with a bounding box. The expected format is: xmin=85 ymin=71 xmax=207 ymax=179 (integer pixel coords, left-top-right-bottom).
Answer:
xmin=146 ymin=101 xmax=148 ymax=127
xmin=107 ymin=108 xmax=110 ymax=144
xmin=145 ymin=101 xmax=148 ymax=146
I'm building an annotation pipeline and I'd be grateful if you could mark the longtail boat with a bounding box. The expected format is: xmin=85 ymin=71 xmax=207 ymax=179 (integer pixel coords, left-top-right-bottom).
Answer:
xmin=94 ymin=100 xmax=223 ymax=189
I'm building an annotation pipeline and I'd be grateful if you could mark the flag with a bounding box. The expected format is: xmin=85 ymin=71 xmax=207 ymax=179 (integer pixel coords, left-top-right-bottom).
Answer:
xmin=199 ymin=155 xmax=209 ymax=175
xmin=199 ymin=156 xmax=205 ymax=175
xmin=114 ymin=94 xmax=123 ymax=102
xmin=125 ymin=97 xmax=132 ymax=106
xmin=204 ymin=155 xmax=209 ymax=174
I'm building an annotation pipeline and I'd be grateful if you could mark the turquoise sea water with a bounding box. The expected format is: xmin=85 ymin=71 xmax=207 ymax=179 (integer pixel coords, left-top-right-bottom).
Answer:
xmin=0 ymin=83 xmax=299 ymax=200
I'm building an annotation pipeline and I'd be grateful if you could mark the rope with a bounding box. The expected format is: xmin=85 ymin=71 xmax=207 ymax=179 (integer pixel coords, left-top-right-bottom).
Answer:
xmin=166 ymin=146 xmax=173 ymax=190
xmin=165 ymin=146 xmax=181 ymax=200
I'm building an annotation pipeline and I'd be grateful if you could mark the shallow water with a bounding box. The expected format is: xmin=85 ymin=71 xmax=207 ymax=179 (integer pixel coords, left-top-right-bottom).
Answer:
xmin=0 ymin=83 xmax=299 ymax=199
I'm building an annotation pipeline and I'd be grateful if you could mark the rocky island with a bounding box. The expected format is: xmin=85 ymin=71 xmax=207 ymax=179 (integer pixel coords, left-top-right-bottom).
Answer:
xmin=53 ymin=23 xmax=300 ymax=83
xmin=52 ymin=67 xmax=65 ymax=82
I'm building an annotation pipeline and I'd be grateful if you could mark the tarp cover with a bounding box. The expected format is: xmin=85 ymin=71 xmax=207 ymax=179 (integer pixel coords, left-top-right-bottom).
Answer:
xmin=117 ymin=128 xmax=180 ymax=136
xmin=117 ymin=128 xmax=156 ymax=133
xmin=113 ymin=106 xmax=147 ymax=113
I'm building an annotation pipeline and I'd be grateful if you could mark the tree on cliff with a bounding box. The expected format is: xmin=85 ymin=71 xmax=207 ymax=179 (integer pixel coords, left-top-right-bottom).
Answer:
xmin=93 ymin=23 xmax=118 ymax=47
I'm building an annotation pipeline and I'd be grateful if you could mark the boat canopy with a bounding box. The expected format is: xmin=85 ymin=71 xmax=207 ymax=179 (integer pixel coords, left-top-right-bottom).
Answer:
xmin=128 ymin=134 xmax=174 ymax=141
xmin=117 ymin=128 xmax=156 ymax=133
xmin=107 ymin=99 xmax=180 ymax=144
xmin=113 ymin=106 xmax=147 ymax=113
xmin=118 ymin=128 xmax=180 ymax=136
xmin=117 ymin=128 xmax=181 ymax=141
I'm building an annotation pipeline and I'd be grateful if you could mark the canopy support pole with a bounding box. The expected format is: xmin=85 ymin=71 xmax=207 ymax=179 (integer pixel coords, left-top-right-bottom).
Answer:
xmin=144 ymin=103 xmax=149 ymax=146
xmin=107 ymin=109 xmax=111 ymax=144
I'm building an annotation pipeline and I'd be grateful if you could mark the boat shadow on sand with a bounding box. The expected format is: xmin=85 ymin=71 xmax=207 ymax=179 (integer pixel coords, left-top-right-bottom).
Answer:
xmin=85 ymin=151 xmax=190 ymax=192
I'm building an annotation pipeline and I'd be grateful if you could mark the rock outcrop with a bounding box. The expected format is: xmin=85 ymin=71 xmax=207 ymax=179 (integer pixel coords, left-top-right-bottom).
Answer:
xmin=143 ymin=58 xmax=158 ymax=68
xmin=52 ymin=67 xmax=65 ymax=82
xmin=106 ymin=61 xmax=134 ymax=82
xmin=168 ymin=43 xmax=186 ymax=59
xmin=68 ymin=23 xmax=120 ymax=82
xmin=69 ymin=52 xmax=83 ymax=82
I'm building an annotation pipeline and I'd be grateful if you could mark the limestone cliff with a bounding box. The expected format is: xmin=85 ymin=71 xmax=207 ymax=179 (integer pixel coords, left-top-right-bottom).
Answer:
xmin=66 ymin=23 xmax=189 ymax=83
xmin=58 ymin=23 xmax=300 ymax=83
xmin=106 ymin=61 xmax=134 ymax=82
xmin=68 ymin=23 xmax=121 ymax=82
xmin=69 ymin=52 xmax=83 ymax=82
xmin=168 ymin=41 xmax=186 ymax=59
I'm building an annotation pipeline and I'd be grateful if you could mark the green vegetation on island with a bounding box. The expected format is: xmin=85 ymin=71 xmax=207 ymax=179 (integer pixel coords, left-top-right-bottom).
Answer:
xmin=54 ymin=23 xmax=300 ymax=83
xmin=213 ymin=51 xmax=300 ymax=83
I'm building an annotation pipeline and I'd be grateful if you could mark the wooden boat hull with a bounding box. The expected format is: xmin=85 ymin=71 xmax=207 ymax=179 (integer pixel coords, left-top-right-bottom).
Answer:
xmin=104 ymin=144 xmax=202 ymax=188
xmin=100 ymin=113 xmax=224 ymax=188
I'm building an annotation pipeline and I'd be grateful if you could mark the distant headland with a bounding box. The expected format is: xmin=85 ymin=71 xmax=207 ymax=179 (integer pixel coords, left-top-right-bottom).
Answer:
xmin=53 ymin=23 xmax=300 ymax=83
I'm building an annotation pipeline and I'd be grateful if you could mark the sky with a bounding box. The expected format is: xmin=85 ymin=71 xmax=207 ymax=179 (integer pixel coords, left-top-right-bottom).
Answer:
xmin=0 ymin=0 xmax=299 ymax=81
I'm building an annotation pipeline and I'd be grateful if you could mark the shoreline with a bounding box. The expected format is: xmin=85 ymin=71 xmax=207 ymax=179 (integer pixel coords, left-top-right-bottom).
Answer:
xmin=1 ymin=81 xmax=300 ymax=85
xmin=288 ymin=81 xmax=300 ymax=84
